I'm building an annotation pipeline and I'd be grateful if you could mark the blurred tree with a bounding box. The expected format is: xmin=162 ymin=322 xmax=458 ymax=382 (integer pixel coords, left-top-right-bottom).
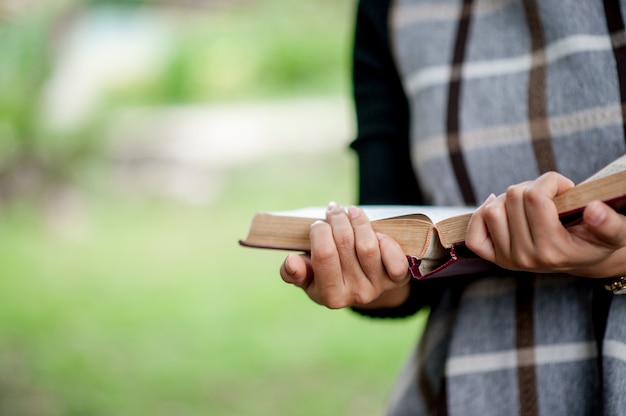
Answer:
xmin=0 ymin=0 xmax=94 ymax=204
xmin=0 ymin=0 xmax=351 ymax=205
xmin=85 ymin=0 xmax=253 ymax=11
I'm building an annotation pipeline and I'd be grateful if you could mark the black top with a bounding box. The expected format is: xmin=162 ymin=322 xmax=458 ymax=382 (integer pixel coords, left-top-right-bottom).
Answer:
xmin=349 ymin=0 xmax=444 ymax=318
xmin=350 ymin=0 xmax=423 ymax=206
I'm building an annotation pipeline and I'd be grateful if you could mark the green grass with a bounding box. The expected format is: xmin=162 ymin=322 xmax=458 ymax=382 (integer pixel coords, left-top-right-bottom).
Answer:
xmin=0 ymin=2 xmax=426 ymax=413
xmin=0 ymin=150 xmax=426 ymax=415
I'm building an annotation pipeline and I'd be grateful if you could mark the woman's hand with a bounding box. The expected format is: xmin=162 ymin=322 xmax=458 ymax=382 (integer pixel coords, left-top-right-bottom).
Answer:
xmin=279 ymin=203 xmax=411 ymax=309
xmin=466 ymin=172 xmax=626 ymax=278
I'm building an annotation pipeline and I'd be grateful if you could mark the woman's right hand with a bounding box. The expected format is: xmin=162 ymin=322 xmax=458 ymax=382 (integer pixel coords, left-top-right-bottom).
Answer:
xmin=279 ymin=202 xmax=412 ymax=309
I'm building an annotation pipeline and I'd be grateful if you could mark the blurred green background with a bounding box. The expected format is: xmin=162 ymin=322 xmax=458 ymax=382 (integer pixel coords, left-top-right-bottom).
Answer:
xmin=0 ymin=0 xmax=426 ymax=414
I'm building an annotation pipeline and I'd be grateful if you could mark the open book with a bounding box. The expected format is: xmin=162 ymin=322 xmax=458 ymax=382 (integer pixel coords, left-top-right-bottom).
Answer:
xmin=240 ymin=154 xmax=626 ymax=278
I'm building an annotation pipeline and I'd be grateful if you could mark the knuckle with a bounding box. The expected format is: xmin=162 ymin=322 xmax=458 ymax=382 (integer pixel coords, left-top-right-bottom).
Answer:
xmin=510 ymin=245 xmax=562 ymax=271
xmin=536 ymin=248 xmax=562 ymax=269
xmin=356 ymin=239 xmax=379 ymax=260
xmin=334 ymin=233 xmax=354 ymax=252
xmin=522 ymin=186 xmax=543 ymax=206
xmin=506 ymin=184 xmax=524 ymax=200
xmin=542 ymin=171 xmax=560 ymax=181
xmin=312 ymin=246 xmax=336 ymax=265
xmin=352 ymin=287 xmax=377 ymax=306
xmin=314 ymin=280 xmax=348 ymax=309
xmin=323 ymin=295 xmax=348 ymax=310
xmin=511 ymin=253 xmax=533 ymax=270
xmin=351 ymin=215 xmax=371 ymax=228
xmin=387 ymin=263 xmax=410 ymax=280
xmin=483 ymin=202 xmax=503 ymax=222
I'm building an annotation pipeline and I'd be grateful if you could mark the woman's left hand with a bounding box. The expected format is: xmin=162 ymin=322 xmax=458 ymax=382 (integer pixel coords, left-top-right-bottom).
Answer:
xmin=465 ymin=171 xmax=626 ymax=278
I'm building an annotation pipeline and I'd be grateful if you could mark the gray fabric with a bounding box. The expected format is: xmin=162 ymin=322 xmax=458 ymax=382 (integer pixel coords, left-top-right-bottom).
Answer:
xmin=385 ymin=0 xmax=626 ymax=414
xmin=391 ymin=0 xmax=626 ymax=205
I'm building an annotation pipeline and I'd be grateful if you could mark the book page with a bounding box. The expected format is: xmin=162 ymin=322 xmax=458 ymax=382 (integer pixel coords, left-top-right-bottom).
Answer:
xmin=269 ymin=205 xmax=475 ymax=223
xmin=581 ymin=154 xmax=626 ymax=183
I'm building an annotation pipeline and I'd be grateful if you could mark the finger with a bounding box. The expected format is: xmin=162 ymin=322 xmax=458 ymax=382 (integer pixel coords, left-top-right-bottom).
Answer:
xmin=480 ymin=193 xmax=512 ymax=262
xmin=280 ymin=253 xmax=313 ymax=288
xmin=325 ymin=202 xmax=362 ymax=277
xmin=582 ymin=201 xmax=626 ymax=247
xmin=504 ymin=183 xmax=534 ymax=256
xmin=523 ymin=172 xmax=575 ymax=238
xmin=377 ymin=233 xmax=411 ymax=282
xmin=466 ymin=194 xmax=497 ymax=261
xmin=326 ymin=202 xmax=354 ymax=252
xmin=347 ymin=206 xmax=383 ymax=278
xmin=308 ymin=218 xmax=346 ymax=301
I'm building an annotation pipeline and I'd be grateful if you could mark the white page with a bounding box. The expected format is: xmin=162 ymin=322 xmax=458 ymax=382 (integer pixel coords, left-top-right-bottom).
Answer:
xmin=271 ymin=205 xmax=475 ymax=224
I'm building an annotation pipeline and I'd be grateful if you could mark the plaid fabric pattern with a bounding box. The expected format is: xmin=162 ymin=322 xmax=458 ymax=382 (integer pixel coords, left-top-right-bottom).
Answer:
xmin=384 ymin=0 xmax=626 ymax=414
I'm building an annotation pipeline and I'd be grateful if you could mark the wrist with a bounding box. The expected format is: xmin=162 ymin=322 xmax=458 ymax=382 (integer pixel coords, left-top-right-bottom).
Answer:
xmin=570 ymin=247 xmax=626 ymax=279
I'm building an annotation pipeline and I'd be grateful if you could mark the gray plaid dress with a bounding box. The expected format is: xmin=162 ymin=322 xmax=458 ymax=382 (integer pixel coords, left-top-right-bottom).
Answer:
xmin=356 ymin=0 xmax=626 ymax=414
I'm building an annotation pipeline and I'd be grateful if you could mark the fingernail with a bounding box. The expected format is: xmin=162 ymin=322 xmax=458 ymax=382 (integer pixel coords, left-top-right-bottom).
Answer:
xmin=482 ymin=193 xmax=496 ymax=207
xmin=348 ymin=206 xmax=360 ymax=219
xmin=311 ymin=220 xmax=325 ymax=228
xmin=285 ymin=254 xmax=295 ymax=274
xmin=328 ymin=202 xmax=346 ymax=216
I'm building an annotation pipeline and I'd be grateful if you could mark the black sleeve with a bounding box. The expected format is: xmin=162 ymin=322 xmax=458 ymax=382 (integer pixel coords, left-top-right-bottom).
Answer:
xmin=349 ymin=0 xmax=444 ymax=318
xmin=351 ymin=277 xmax=427 ymax=319
xmin=350 ymin=0 xmax=424 ymax=206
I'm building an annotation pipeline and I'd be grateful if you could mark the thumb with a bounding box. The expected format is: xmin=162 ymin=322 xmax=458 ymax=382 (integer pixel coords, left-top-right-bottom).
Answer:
xmin=582 ymin=201 xmax=626 ymax=247
xmin=280 ymin=253 xmax=314 ymax=288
